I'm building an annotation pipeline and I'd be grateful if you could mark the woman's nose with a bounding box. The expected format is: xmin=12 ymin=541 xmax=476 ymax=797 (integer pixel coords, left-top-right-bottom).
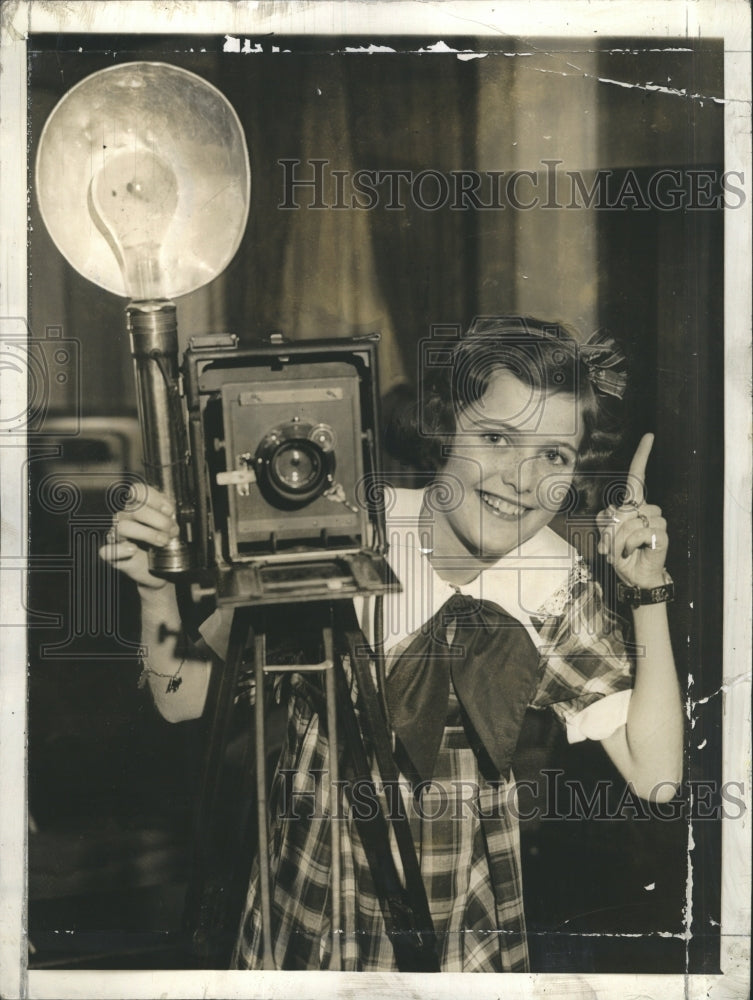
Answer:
xmin=496 ymin=447 xmax=535 ymax=493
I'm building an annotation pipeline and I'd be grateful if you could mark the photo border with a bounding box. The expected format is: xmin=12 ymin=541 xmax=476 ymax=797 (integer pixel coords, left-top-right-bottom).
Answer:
xmin=1 ymin=2 xmax=750 ymax=998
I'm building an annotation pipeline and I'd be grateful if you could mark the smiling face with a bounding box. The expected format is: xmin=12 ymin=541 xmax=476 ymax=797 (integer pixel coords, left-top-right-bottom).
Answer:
xmin=430 ymin=369 xmax=583 ymax=568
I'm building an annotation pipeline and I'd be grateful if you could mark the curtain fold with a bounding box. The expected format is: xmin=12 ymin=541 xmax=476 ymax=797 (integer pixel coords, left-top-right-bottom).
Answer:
xmin=274 ymin=61 xmax=407 ymax=393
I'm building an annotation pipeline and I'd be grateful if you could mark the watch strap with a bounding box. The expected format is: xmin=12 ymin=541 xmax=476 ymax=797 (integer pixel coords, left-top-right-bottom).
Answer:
xmin=617 ymin=573 xmax=675 ymax=608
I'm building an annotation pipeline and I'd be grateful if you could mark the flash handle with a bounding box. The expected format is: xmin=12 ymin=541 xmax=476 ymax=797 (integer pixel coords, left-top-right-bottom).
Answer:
xmin=127 ymin=300 xmax=194 ymax=574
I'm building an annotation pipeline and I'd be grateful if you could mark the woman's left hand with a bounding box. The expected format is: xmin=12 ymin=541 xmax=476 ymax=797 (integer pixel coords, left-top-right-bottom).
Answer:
xmin=596 ymin=433 xmax=669 ymax=589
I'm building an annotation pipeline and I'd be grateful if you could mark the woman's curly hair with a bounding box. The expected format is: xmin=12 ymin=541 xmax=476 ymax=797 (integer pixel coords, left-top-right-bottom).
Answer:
xmin=385 ymin=315 xmax=627 ymax=510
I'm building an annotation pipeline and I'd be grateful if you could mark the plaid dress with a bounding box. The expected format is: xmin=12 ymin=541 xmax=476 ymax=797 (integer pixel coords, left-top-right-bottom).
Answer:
xmin=227 ymin=490 xmax=633 ymax=972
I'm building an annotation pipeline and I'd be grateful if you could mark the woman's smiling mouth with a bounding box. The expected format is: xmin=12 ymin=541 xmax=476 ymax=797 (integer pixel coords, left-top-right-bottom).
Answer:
xmin=478 ymin=489 xmax=531 ymax=519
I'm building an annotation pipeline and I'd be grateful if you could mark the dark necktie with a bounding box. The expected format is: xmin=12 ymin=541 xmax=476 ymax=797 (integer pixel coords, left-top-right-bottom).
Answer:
xmin=385 ymin=592 xmax=541 ymax=783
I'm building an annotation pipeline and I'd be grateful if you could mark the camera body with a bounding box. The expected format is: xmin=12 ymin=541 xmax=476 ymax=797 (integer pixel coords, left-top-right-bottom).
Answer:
xmin=182 ymin=333 xmax=398 ymax=605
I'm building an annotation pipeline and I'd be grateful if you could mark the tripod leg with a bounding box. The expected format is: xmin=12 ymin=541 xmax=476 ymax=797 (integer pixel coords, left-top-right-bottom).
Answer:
xmin=184 ymin=605 xmax=250 ymax=963
xmin=253 ymin=624 xmax=275 ymax=969
xmin=251 ymin=613 xmax=343 ymax=970
xmin=322 ymin=624 xmax=342 ymax=970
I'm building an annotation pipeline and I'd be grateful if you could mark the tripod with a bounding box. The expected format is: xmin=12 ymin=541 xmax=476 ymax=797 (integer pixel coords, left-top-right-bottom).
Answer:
xmin=182 ymin=597 xmax=440 ymax=971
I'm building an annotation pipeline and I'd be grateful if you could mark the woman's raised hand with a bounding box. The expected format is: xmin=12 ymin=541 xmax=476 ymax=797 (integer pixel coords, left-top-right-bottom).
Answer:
xmin=99 ymin=483 xmax=178 ymax=590
xmin=596 ymin=433 xmax=669 ymax=590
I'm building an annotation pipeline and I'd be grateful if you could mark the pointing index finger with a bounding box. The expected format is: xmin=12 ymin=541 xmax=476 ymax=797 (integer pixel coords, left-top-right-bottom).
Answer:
xmin=625 ymin=433 xmax=654 ymax=506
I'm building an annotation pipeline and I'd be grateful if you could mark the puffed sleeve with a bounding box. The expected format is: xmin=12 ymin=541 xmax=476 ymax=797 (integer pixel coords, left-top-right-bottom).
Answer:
xmin=198 ymin=606 xmax=234 ymax=659
xmin=530 ymin=565 xmax=634 ymax=743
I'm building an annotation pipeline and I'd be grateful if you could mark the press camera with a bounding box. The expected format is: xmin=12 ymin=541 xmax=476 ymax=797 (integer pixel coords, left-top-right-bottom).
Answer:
xmin=176 ymin=332 xmax=398 ymax=607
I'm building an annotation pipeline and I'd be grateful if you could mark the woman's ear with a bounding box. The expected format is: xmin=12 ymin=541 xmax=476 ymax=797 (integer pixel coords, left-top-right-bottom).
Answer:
xmin=555 ymin=481 xmax=580 ymax=516
xmin=571 ymin=473 xmax=598 ymax=513
xmin=432 ymin=433 xmax=455 ymax=469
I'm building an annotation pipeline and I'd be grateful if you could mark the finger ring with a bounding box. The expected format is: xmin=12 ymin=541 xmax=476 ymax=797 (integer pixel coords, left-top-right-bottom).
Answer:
xmin=638 ymin=513 xmax=650 ymax=529
xmin=106 ymin=528 xmax=117 ymax=545
xmin=651 ymin=533 xmax=657 ymax=550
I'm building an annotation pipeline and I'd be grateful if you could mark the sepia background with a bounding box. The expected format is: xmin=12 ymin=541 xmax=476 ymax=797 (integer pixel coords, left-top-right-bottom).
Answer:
xmin=26 ymin=32 xmax=724 ymax=972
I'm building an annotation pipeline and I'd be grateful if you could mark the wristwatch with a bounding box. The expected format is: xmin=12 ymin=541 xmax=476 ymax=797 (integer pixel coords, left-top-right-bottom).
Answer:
xmin=616 ymin=571 xmax=675 ymax=609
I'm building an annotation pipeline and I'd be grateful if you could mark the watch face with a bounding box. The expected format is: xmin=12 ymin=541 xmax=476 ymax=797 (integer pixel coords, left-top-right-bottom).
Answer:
xmin=618 ymin=580 xmax=674 ymax=607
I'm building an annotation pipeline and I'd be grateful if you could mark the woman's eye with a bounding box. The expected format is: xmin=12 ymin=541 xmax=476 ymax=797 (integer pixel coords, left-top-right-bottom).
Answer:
xmin=482 ymin=432 xmax=508 ymax=445
xmin=544 ymin=449 xmax=569 ymax=466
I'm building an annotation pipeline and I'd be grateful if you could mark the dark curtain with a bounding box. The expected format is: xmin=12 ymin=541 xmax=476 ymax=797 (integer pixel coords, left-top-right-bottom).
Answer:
xmin=595 ymin=43 xmax=724 ymax=972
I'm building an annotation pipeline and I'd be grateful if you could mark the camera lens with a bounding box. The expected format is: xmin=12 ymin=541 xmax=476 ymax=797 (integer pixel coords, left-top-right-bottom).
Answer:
xmin=255 ymin=422 xmax=336 ymax=509
xmin=271 ymin=442 xmax=321 ymax=491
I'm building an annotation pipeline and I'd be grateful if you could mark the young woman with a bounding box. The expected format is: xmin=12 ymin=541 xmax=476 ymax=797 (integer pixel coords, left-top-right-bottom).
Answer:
xmin=101 ymin=316 xmax=683 ymax=972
